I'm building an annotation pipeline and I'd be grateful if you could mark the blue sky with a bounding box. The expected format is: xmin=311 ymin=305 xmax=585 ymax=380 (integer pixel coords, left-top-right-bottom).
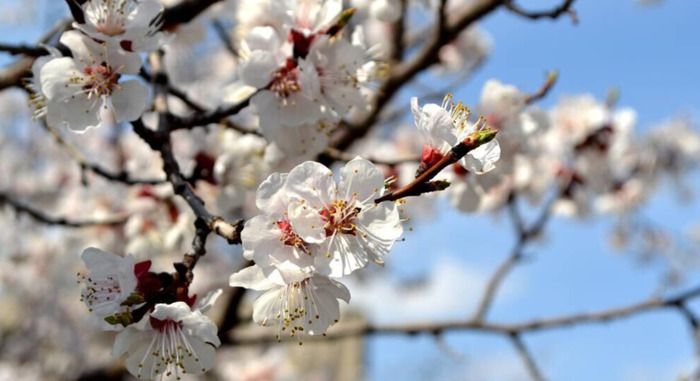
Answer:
xmin=1 ymin=0 xmax=699 ymax=380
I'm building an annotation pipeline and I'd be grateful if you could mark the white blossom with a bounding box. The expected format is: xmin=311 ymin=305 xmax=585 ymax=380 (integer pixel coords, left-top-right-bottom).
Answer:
xmin=411 ymin=94 xmax=501 ymax=174
xmin=39 ymin=30 xmax=148 ymax=132
xmin=285 ymin=158 xmax=404 ymax=277
xmin=229 ymin=265 xmax=350 ymax=339
xmin=78 ymin=247 xmax=139 ymax=330
xmin=113 ymin=302 xmax=221 ymax=380
xmin=76 ymin=0 xmax=169 ymax=52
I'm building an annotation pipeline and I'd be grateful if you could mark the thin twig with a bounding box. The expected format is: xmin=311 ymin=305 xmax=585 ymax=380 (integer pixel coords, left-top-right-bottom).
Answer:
xmin=0 ymin=192 xmax=128 ymax=227
xmin=503 ymin=0 xmax=578 ymax=24
xmin=375 ymin=131 xmax=497 ymax=203
xmin=41 ymin=122 xmax=165 ymax=185
xmin=212 ymin=19 xmax=239 ymax=57
xmin=510 ymin=333 xmax=547 ymax=381
xmin=229 ymin=284 xmax=700 ymax=344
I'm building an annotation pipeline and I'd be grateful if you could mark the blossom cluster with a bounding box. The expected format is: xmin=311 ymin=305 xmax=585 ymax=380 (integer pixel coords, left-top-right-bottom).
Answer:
xmin=227 ymin=0 xmax=379 ymax=158
xmin=229 ymin=157 xmax=404 ymax=340
xmin=28 ymin=0 xmax=169 ymax=132
xmin=78 ymin=247 xmax=222 ymax=379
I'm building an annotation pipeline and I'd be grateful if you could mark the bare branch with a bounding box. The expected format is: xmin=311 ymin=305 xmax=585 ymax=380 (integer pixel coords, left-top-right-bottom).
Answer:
xmin=375 ymin=130 xmax=498 ymax=203
xmin=504 ymin=0 xmax=578 ymax=23
xmin=524 ymin=71 xmax=559 ymax=105
xmin=41 ymin=122 xmax=165 ymax=186
xmin=510 ymin=333 xmax=547 ymax=381
xmin=212 ymin=19 xmax=239 ymax=57
xmin=0 ymin=192 xmax=128 ymax=228
xmin=229 ymin=284 xmax=700 ymax=344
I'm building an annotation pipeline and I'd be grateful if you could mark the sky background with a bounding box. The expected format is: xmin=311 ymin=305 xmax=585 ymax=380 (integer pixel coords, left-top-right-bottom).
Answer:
xmin=1 ymin=0 xmax=699 ymax=380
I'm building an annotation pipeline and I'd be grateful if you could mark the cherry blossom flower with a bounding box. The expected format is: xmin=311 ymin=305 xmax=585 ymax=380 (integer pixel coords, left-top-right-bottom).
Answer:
xmin=411 ymin=94 xmax=501 ymax=175
xmin=113 ymin=301 xmax=221 ymax=380
xmin=78 ymin=247 xmax=142 ymax=330
xmin=241 ymin=171 xmax=326 ymax=283
xmin=229 ymin=265 xmax=350 ymax=340
xmin=39 ymin=30 xmax=148 ymax=132
xmin=75 ymin=0 xmax=169 ymax=52
xmin=285 ymin=158 xmax=404 ymax=277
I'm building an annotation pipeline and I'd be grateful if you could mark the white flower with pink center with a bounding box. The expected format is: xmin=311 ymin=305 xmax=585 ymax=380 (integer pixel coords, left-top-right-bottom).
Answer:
xmin=39 ymin=30 xmax=148 ymax=132
xmin=285 ymin=158 xmax=404 ymax=277
xmin=113 ymin=302 xmax=220 ymax=380
xmin=78 ymin=247 xmax=139 ymax=330
xmin=76 ymin=0 xmax=169 ymax=52
xmin=241 ymin=172 xmax=326 ymax=283
xmin=411 ymin=94 xmax=501 ymax=174
xmin=229 ymin=265 xmax=350 ymax=340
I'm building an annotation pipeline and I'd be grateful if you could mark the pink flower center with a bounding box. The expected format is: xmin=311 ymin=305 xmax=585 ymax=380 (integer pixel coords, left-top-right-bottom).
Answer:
xmin=277 ymin=220 xmax=309 ymax=251
xmin=321 ymin=199 xmax=360 ymax=237
xmin=82 ymin=63 xmax=121 ymax=97
xmin=270 ymin=59 xmax=301 ymax=98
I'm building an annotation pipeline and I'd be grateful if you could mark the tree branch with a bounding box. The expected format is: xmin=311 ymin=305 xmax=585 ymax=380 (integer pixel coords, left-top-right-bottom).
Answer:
xmin=0 ymin=192 xmax=128 ymax=228
xmin=229 ymin=284 xmax=700 ymax=344
xmin=504 ymin=0 xmax=578 ymax=23
xmin=510 ymin=333 xmax=547 ymax=381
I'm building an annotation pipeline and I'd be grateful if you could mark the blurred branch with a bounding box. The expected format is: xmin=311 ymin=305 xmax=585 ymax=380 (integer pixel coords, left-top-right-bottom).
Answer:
xmin=212 ymin=19 xmax=239 ymax=57
xmin=472 ymin=188 xmax=559 ymax=321
xmin=230 ymin=283 xmax=700 ymax=344
xmin=503 ymin=0 xmax=579 ymax=23
xmin=0 ymin=43 xmax=51 ymax=56
xmin=524 ymin=70 xmax=559 ymax=105
xmin=389 ymin=0 xmax=408 ymax=62
xmin=219 ymin=260 xmax=255 ymax=344
xmin=41 ymin=123 xmax=165 ymax=186
xmin=0 ymin=192 xmax=128 ymax=227
xmin=510 ymin=333 xmax=546 ymax=381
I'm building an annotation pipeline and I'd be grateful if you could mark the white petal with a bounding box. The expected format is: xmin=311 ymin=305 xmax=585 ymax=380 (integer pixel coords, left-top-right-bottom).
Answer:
xmin=460 ymin=139 xmax=501 ymax=174
xmin=195 ymin=289 xmax=223 ymax=313
xmin=39 ymin=58 xmax=80 ymax=101
xmin=111 ymin=80 xmax=149 ymax=122
xmin=229 ymin=265 xmax=278 ymax=290
xmin=285 ymin=161 xmax=335 ymax=208
xmin=126 ymin=0 xmax=164 ymax=26
xmin=338 ymin=157 xmax=385 ymax=204
xmin=245 ymin=26 xmax=281 ymax=52
xmin=287 ymin=200 xmax=325 ymax=243
xmin=255 ymin=172 xmax=289 ymax=215
xmin=239 ymin=51 xmax=278 ymax=89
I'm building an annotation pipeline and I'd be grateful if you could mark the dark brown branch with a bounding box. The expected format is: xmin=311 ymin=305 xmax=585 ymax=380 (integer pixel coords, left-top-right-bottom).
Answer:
xmin=389 ymin=0 xmax=407 ymax=62
xmin=504 ymin=0 xmax=578 ymax=23
xmin=0 ymin=43 xmax=50 ymax=56
xmin=0 ymin=192 xmax=128 ymax=228
xmin=168 ymin=94 xmax=255 ymax=130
